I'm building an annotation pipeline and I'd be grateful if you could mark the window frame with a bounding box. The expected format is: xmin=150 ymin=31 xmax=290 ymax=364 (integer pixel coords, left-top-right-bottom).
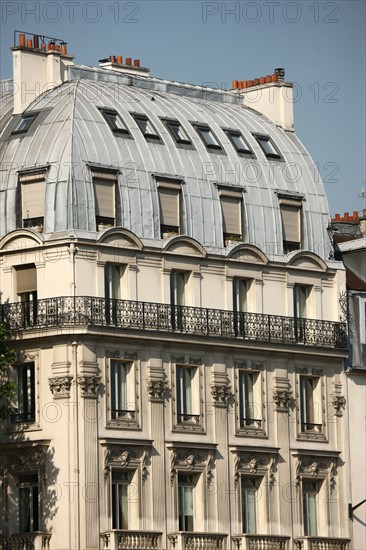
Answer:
xmin=111 ymin=470 xmax=130 ymax=529
xmin=192 ymin=123 xmax=225 ymax=153
xmin=253 ymin=134 xmax=282 ymax=160
xmin=107 ymin=359 xmax=139 ymax=428
xmin=223 ymin=128 xmax=255 ymax=157
xmin=241 ymin=476 xmax=259 ymax=534
xmin=131 ymin=113 xmax=162 ymax=142
xmin=178 ymin=473 xmax=196 ymax=532
xmin=99 ymin=108 xmax=132 ymax=137
xmin=302 ymin=480 xmax=319 ymax=536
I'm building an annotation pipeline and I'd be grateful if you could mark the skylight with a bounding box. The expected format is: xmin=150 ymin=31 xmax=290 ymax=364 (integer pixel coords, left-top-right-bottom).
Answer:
xmin=193 ymin=124 xmax=223 ymax=151
xmin=255 ymin=135 xmax=282 ymax=159
xmin=12 ymin=113 xmax=37 ymax=134
xmin=224 ymin=129 xmax=253 ymax=156
xmin=132 ymin=114 xmax=161 ymax=140
xmin=100 ymin=109 xmax=130 ymax=135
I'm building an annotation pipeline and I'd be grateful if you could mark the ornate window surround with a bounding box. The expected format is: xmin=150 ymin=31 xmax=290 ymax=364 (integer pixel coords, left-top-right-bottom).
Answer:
xmin=230 ymin=445 xmax=279 ymax=535
xmin=167 ymin=442 xmax=217 ymax=533
xmin=292 ymin=450 xmax=340 ymax=538
xmin=101 ymin=439 xmax=153 ymax=531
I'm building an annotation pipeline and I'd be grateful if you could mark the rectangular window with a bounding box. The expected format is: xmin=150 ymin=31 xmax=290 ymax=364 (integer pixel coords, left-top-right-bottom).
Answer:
xmin=303 ymin=481 xmax=318 ymax=536
xmin=12 ymin=113 xmax=38 ymax=135
xmin=242 ymin=477 xmax=257 ymax=534
xmin=163 ymin=119 xmax=192 ymax=145
xmin=178 ymin=474 xmax=195 ymax=531
xmin=157 ymin=181 xmax=181 ymax=237
xmin=19 ymin=474 xmax=39 ymax=532
xmin=224 ymin=129 xmax=253 ymax=156
xmin=112 ymin=471 xmax=129 ymax=529
xmin=239 ymin=371 xmax=261 ymax=429
xmin=19 ymin=172 xmax=45 ymax=229
xmin=105 ymin=263 xmax=124 ymax=325
xmin=294 ymin=284 xmax=310 ymax=342
xmin=110 ymin=361 xmax=136 ymax=421
xmin=171 ymin=271 xmax=187 ymax=307
xmin=132 ymin=113 xmax=161 ymax=140
xmin=100 ymin=109 xmax=130 ymax=135
xmin=219 ymin=189 xmax=243 ymax=244
xmin=176 ymin=366 xmax=200 ymax=425
xmin=254 ymin=135 xmax=282 ymax=159
xmin=16 ymin=264 xmax=37 ymax=326
xmin=193 ymin=124 xmax=223 ymax=151
xmin=300 ymin=377 xmax=321 ymax=433
xmin=93 ymin=176 xmax=116 ymax=228
xmin=13 ymin=363 xmax=36 ymax=423
xmin=280 ymin=199 xmax=302 ymax=253
xmin=233 ymin=278 xmax=248 ymax=313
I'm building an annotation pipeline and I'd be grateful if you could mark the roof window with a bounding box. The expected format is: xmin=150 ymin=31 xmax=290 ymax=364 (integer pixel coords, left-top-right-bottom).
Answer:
xmin=132 ymin=114 xmax=161 ymax=141
xmin=224 ymin=129 xmax=254 ymax=156
xmin=254 ymin=135 xmax=282 ymax=160
xmin=12 ymin=113 xmax=38 ymax=134
xmin=163 ymin=119 xmax=192 ymax=146
xmin=100 ymin=109 xmax=130 ymax=135
xmin=193 ymin=124 xmax=223 ymax=152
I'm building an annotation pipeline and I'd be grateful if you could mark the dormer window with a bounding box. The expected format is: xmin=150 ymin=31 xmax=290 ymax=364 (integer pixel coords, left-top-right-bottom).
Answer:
xmin=91 ymin=170 xmax=118 ymax=229
xmin=156 ymin=179 xmax=182 ymax=238
xmin=224 ymin=129 xmax=253 ymax=156
xmin=219 ymin=187 xmax=243 ymax=245
xmin=193 ymin=124 xmax=223 ymax=151
xmin=279 ymin=197 xmax=303 ymax=253
xmin=19 ymin=170 xmax=46 ymax=230
xmin=100 ymin=109 xmax=130 ymax=136
xmin=254 ymin=134 xmax=282 ymax=159
xmin=163 ymin=119 xmax=192 ymax=146
xmin=132 ymin=114 xmax=161 ymax=141
xmin=12 ymin=113 xmax=38 ymax=135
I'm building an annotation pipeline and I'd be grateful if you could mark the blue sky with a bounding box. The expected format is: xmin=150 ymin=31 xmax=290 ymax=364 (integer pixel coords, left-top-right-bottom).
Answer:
xmin=1 ymin=0 xmax=365 ymax=216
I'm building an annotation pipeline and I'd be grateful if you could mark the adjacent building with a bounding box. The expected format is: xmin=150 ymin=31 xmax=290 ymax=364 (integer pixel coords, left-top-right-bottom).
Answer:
xmin=0 ymin=32 xmax=354 ymax=550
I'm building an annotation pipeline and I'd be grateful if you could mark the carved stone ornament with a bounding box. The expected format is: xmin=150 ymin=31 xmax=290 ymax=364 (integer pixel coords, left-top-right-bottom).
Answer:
xmin=146 ymin=380 xmax=167 ymax=401
xmin=48 ymin=376 xmax=73 ymax=399
xmin=210 ymin=383 xmax=231 ymax=405
xmin=77 ymin=375 xmax=101 ymax=397
xmin=272 ymin=389 xmax=292 ymax=411
xmin=184 ymin=453 xmax=196 ymax=469
xmin=332 ymin=395 xmax=346 ymax=417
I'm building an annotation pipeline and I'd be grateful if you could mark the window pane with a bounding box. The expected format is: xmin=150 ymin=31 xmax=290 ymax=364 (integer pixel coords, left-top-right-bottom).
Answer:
xmin=167 ymin=121 xmax=191 ymax=143
xmin=178 ymin=479 xmax=194 ymax=531
xmin=228 ymin=131 xmax=251 ymax=153
xmin=103 ymin=110 xmax=128 ymax=133
xmin=134 ymin=115 xmax=159 ymax=138
xmin=234 ymin=279 xmax=247 ymax=313
xmin=303 ymin=482 xmax=318 ymax=536
xmin=256 ymin=136 xmax=281 ymax=158
xmin=221 ymin=196 xmax=242 ymax=236
xmin=13 ymin=114 xmax=36 ymax=133
xmin=112 ymin=473 xmax=128 ymax=529
xmin=242 ymin=479 xmax=257 ymax=534
xmin=111 ymin=362 xmax=128 ymax=417
xmin=196 ymin=126 xmax=222 ymax=149
xmin=19 ymin=488 xmax=31 ymax=532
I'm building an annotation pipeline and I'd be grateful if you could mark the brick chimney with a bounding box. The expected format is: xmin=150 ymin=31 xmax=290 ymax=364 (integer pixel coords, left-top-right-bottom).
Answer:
xmin=232 ymin=68 xmax=294 ymax=132
xmin=12 ymin=32 xmax=74 ymax=114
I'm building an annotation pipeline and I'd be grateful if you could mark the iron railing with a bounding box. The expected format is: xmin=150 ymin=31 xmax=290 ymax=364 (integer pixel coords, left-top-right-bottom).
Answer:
xmin=0 ymin=296 xmax=347 ymax=349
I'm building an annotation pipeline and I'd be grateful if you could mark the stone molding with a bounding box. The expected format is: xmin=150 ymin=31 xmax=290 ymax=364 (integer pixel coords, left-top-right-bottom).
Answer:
xmin=48 ymin=376 xmax=73 ymax=399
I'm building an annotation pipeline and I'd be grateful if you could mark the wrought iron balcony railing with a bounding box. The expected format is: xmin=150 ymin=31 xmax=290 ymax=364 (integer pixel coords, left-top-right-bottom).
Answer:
xmin=0 ymin=296 xmax=347 ymax=349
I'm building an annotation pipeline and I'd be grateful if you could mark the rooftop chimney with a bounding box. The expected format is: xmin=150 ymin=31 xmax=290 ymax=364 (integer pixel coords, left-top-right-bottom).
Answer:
xmin=99 ymin=56 xmax=150 ymax=76
xmin=12 ymin=31 xmax=74 ymax=114
xmin=232 ymin=68 xmax=294 ymax=131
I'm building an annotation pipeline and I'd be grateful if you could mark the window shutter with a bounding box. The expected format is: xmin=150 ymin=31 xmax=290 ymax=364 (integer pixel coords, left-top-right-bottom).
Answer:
xmin=221 ymin=196 xmax=242 ymax=235
xmin=280 ymin=200 xmax=301 ymax=243
xmin=21 ymin=181 xmax=45 ymax=220
xmin=158 ymin=187 xmax=179 ymax=227
xmin=94 ymin=178 xmax=115 ymax=219
xmin=16 ymin=265 xmax=37 ymax=293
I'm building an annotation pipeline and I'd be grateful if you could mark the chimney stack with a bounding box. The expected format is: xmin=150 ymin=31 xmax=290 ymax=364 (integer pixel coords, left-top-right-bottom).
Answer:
xmin=232 ymin=68 xmax=294 ymax=132
xmin=12 ymin=31 xmax=74 ymax=114
xmin=98 ymin=56 xmax=149 ymax=76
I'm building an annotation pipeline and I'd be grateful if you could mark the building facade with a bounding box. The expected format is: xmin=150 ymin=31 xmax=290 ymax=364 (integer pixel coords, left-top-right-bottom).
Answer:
xmin=0 ymin=32 xmax=354 ymax=550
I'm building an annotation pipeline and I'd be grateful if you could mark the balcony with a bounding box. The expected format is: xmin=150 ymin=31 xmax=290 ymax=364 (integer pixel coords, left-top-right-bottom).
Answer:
xmin=294 ymin=538 xmax=350 ymax=550
xmin=100 ymin=530 xmax=161 ymax=550
xmin=232 ymin=535 xmax=290 ymax=550
xmin=0 ymin=532 xmax=52 ymax=550
xmin=168 ymin=532 xmax=227 ymax=550
xmin=0 ymin=296 xmax=347 ymax=349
